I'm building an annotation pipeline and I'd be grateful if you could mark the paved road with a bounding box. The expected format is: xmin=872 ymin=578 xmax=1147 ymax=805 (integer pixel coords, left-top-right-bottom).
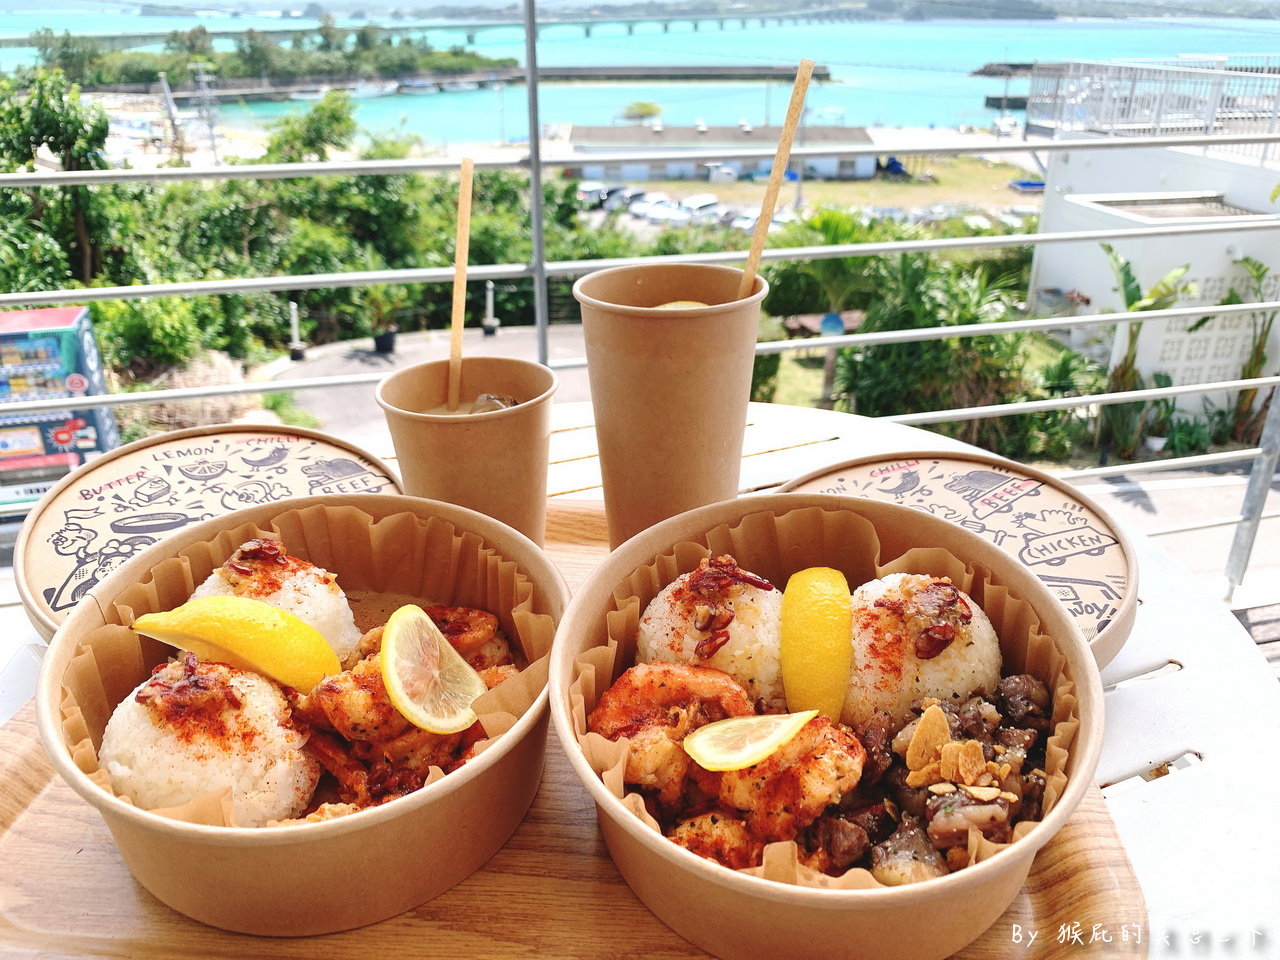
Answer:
xmin=276 ymin=324 xmax=589 ymax=459
xmin=278 ymin=330 xmax=1278 ymax=611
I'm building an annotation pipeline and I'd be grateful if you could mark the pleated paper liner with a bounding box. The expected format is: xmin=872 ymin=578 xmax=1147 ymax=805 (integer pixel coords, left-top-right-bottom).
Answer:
xmin=37 ymin=496 xmax=567 ymax=935
xmin=569 ymin=503 xmax=1077 ymax=889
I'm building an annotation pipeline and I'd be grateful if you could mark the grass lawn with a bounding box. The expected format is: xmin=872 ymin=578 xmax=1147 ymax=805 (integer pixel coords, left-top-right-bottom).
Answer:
xmin=644 ymin=156 xmax=1040 ymax=214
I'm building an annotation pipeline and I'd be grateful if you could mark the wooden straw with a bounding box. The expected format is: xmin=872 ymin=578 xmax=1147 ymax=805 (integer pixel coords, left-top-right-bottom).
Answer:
xmin=737 ymin=59 xmax=815 ymax=300
xmin=447 ymin=157 xmax=475 ymax=411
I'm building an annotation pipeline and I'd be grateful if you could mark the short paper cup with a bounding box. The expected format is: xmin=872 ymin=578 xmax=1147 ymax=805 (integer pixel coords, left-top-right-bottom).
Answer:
xmin=549 ymin=493 xmax=1103 ymax=960
xmin=36 ymin=494 xmax=569 ymax=937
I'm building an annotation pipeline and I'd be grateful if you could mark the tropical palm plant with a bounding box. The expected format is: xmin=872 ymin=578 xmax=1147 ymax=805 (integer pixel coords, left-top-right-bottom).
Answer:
xmin=1098 ymin=244 xmax=1197 ymax=460
xmin=787 ymin=209 xmax=910 ymax=314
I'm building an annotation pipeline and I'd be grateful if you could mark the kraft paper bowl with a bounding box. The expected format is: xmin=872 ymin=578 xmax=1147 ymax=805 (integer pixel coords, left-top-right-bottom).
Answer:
xmin=35 ymin=494 xmax=568 ymax=937
xmin=548 ymin=493 xmax=1103 ymax=960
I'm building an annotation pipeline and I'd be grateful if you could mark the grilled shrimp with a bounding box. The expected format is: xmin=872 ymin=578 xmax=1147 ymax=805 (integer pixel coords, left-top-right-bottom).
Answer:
xmin=297 ymin=651 xmax=412 ymax=742
xmin=668 ymin=811 xmax=764 ymax=870
xmin=718 ymin=716 xmax=867 ymax=842
xmin=587 ymin=662 xmax=754 ymax=809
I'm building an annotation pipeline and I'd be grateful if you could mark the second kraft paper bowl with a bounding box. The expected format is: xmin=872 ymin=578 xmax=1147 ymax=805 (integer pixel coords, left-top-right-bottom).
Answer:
xmin=548 ymin=493 xmax=1103 ymax=960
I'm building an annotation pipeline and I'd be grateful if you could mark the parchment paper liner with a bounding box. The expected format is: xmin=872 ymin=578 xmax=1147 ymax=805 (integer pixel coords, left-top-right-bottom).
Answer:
xmin=55 ymin=502 xmax=554 ymax=828
xmin=567 ymin=504 xmax=1078 ymax=890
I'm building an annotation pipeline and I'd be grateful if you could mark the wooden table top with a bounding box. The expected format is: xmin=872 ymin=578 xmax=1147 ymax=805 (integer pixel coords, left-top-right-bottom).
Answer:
xmin=0 ymin=500 xmax=1146 ymax=959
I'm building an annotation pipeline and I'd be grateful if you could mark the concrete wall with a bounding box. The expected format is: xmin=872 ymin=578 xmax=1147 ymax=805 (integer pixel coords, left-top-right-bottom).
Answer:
xmin=1031 ymin=145 xmax=1280 ymax=418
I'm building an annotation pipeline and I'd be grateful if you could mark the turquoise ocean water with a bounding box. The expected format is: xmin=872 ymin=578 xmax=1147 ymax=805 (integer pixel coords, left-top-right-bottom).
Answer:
xmin=8 ymin=11 xmax=1280 ymax=144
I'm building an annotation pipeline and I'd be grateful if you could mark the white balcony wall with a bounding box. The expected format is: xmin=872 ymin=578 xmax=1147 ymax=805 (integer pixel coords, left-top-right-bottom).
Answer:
xmin=1032 ymin=178 xmax=1280 ymax=417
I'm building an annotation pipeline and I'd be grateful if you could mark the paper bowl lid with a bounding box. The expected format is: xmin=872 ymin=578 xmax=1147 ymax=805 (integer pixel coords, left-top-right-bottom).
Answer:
xmin=779 ymin=450 xmax=1137 ymax=668
xmin=15 ymin=424 xmax=400 ymax=640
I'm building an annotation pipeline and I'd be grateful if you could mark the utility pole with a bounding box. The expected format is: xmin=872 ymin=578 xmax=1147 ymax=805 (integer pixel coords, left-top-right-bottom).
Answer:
xmin=189 ymin=60 xmax=220 ymax=165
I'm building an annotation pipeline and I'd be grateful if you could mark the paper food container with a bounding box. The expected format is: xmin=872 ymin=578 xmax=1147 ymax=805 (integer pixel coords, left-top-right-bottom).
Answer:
xmin=35 ymin=493 xmax=568 ymax=937
xmin=549 ymin=493 xmax=1103 ymax=960
xmin=15 ymin=423 xmax=400 ymax=642
xmin=779 ymin=451 xmax=1138 ymax=669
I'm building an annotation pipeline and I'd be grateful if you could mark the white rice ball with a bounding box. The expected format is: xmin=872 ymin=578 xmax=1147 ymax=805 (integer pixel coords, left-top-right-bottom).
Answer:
xmin=99 ymin=657 xmax=320 ymax=827
xmin=191 ymin=539 xmax=362 ymax=665
xmin=842 ymin=573 xmax=1001 ymax=731
xmin=636 ymin=558 xmax=785 ymax=711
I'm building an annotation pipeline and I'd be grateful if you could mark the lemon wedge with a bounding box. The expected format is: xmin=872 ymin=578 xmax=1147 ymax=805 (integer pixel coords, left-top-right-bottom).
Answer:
xmin=656 ymin=300 xmax=708 ymax=308
xmin=380 ymin=604 xmax=488 ymax=735
xmin=683 ymin=710 xmax=819 ymax=771
xmin=132 ymin=595 xmax=340 ymax=692
xmin=780 ymin=566 xmax=853 ymax=719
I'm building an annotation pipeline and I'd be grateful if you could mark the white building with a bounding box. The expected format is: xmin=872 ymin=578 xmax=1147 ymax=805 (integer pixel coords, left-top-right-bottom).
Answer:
xmin=563 ymin=123 xmax=877 ymax=183
xmin=1026 ymin=56 xmax=1280 ymax=412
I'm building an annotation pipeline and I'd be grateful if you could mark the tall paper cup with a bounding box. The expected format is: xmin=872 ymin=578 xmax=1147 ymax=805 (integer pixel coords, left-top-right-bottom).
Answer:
xmin=573 ymin=263 xmax=768 ymax=548
xmin=376 ymin=356 xmax=557 ymax=544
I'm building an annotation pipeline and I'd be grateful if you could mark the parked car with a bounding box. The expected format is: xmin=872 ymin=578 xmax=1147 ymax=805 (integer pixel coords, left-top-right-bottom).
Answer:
xmin=629 ymin=192 xmax=671 ymax=218
xmin=599 ymin=184 xmax=629 ymax=207
xmin=730 ymin=207 xmax=798 ymax=234
xmin=574 ymin=180 xmax=607 ymax=207
xmin=645 ymin=198 xmax=684 ymax=223
xmin=665 ymin=193 xmax=721 ymax=226
xmin=603 ymin=186 xmax=645 ymax=211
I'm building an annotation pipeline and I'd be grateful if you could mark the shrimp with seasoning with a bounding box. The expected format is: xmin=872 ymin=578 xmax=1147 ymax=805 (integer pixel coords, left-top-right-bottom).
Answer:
xmin=587 ymin=662 xmax=754 ymax=809
xmin=668 ymin=811 xmax=764 ymax=870
xmin=294 ymin=605 xmax=518 ymax=808
xmin=718 ymin=715 xmax=867 ymax=842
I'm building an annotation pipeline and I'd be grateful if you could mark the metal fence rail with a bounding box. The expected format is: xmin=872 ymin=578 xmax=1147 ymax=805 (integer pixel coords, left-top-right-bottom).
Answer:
xmin=2 ymin=19 xmax=1278 ymax=599
xmin=1028 ymin=59 xmax=1280 ymax=164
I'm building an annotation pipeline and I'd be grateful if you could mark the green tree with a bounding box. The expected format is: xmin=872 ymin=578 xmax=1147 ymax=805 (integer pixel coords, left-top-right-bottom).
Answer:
xmin=315 ymin=14 xmax=345 ymax=53
xmin=263 ymin=89 xmax=356 ymax=162
xmin=236 ymin=30 xmax=276 ymax=78
xmin=166 ymin=26 xmax=213 ymax=57
xmin=0 ymin=69 xmax=116 ymax=281
xmin=620 ymin=100 xmax=661 ymax=123
xmin=29 ymin=30 xmax=102 ymax=84
xmin=833 ymin=252 xmax=1029 ymax=451
xmin=776 ymin=209 xmax=908 ymax=314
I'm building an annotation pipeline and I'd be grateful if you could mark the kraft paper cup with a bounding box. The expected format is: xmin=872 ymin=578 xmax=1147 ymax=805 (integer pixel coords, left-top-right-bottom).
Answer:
xmin=572 ymin=263 xmax=768 ymax=549
xmin=36 ymin=494 xmax=569 ymax=936
xmin=376 ymin=357 xmax=558 ymax=544
xmin=549 ymin=493 xmax=1103 ymax=960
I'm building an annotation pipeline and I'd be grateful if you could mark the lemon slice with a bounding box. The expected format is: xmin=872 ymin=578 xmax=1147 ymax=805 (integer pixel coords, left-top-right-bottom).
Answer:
xmin=380 ymin=604 xmax=488 ymax=735
xmin=656 ymin=300 xmax=708 ymax=308
xmin=132 ymin=595 xmax=340 ymax=692
xmin=780 ymin=566 xmax=853 ymax=719
xmin=683 ymin=710 xmax=819 ymax=771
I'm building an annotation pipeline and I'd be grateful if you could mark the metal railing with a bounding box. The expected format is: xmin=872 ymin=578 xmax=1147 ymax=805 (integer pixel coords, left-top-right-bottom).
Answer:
xmin=2 ymin=16 xmax=1278 ymax=601
xmin=1028 ymin=57 xmax=1280 ymax=165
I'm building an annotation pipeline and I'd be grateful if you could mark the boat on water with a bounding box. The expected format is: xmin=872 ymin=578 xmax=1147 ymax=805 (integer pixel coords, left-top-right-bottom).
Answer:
xmin=352 ymin=80 xmax=400 ymax=98
xmin=399 ymin=80 xmax=440 ymax=95
xmin=440 ymin=80 xmax=480 ymax=92
xmin=289 ymin=85 xmax=330 ymax=102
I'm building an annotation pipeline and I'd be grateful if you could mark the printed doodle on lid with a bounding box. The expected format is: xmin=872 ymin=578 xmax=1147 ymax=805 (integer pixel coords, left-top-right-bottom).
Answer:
xmin=783 ymin=455 xmax=1130 ymax=641
xmin=25 ymin=428 xmax=397 ymax=622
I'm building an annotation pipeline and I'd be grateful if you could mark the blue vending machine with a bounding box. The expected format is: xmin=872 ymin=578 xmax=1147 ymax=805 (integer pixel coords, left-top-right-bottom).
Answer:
xmin=0 ymin=306 xmax=119 ymax=507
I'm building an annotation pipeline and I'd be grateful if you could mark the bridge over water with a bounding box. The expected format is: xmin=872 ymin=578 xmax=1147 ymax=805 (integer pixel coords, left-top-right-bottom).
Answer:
xmin=0 ymin=8 xmax=857 ymax=52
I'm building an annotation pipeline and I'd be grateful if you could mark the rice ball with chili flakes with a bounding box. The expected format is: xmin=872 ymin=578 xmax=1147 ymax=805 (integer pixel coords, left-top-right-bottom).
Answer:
xmin=636 ymin=556 xmax=786 ymax=712
xmin=191 ymin=537 xmax=362 ymax=667
xmin=98 ymin=654 xmax=320 ymax=827
xmin=842 ymin=574 xmax=1001 ymax=731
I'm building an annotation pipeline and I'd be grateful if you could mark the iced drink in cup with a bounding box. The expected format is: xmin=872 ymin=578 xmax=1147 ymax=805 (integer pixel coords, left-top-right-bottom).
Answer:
xmin=572 ymin=262 xmax=768 ymax=548
xmin=376 ymin=356 xmax=558 ymax=544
